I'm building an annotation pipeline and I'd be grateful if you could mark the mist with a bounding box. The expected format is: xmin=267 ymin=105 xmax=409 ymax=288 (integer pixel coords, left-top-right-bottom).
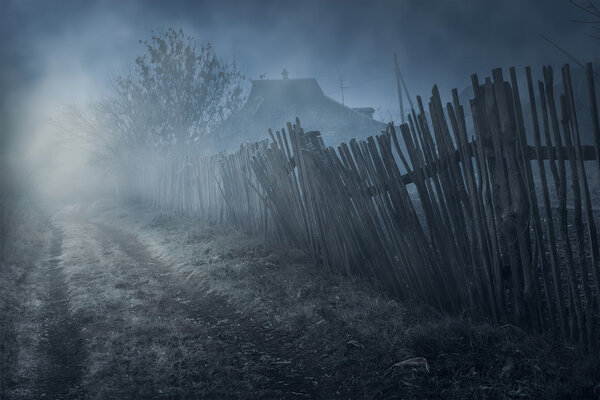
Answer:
xmin=2 ymin=0 xmax=596 ymax=207
xmin=2 ymin=1 xmax=600 ymax=399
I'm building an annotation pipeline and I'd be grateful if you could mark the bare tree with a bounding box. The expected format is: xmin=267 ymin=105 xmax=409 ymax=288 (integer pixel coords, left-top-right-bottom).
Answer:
xmin=540 ymin=1 xmax=600 ymax=72
xmin=570 ymin=0 xmax=600 ymax=41
xmin=66 ymin=27 xmax=246 ymax=166
xmin=116 ymin=28 xmax=245 ymax=151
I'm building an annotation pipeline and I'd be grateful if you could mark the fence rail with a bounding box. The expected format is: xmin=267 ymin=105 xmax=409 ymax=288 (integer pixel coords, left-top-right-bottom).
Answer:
xmin=126 ymin=62 xmax=600 ymax=349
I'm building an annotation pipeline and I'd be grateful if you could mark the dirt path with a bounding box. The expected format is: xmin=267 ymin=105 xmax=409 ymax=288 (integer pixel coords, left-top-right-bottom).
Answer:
xmin=34 ymin=227 xmax=86 ymax=399
xmin=6 ymin=201 xmax=597 ymax=399
xmin=40 ymin=205 xmax=330 ymax=399
xmin=91 ymin=221 xmax=322 ymax=398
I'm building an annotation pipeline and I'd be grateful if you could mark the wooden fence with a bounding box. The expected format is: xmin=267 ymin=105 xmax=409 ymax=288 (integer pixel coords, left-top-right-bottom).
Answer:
xmin=128 ymin=63 xmax=600 ymax=348
xmin=123 ymin=140 xmax=272 ymax=237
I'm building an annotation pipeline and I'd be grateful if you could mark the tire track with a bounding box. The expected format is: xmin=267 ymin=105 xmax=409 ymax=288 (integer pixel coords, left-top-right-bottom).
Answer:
xmin=34 ymin=226 xmax=86 ymax=399
xmin=92 ymin=222 xmax=324 ymax=399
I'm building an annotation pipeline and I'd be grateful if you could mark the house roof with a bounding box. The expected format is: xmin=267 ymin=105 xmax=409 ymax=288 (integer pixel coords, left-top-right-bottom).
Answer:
xmin=213 ymin=77 xmax=386 ymax=150
xmin=249 ymin=78 xmax=324 ymax=99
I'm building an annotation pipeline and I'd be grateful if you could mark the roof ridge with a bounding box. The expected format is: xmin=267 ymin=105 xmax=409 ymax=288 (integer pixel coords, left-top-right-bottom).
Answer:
xmin=251 ymin=77 xmax=318 ymax=82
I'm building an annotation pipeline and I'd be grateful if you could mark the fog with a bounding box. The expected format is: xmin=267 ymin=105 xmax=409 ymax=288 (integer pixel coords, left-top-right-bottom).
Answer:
xmin=4 ymin=2 xmax=600 ymax=397
xmin=1 ymin=0 xmax=597 ymax=208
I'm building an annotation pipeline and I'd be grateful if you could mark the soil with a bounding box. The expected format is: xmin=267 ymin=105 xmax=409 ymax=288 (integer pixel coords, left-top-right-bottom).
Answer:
xmin=34 ymin=227 xmax=86 ymax=399
xmin=1 ymin=199 xmax=599 ymax=399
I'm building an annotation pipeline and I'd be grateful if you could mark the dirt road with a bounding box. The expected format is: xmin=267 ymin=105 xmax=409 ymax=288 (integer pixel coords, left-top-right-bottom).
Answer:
xmin=16 ymin=203 xmax=335 ymax=399
xmin=6 ymin=200 xmax=405 ymax=399
xmin=3 ymin=201 xmax=598 ymax=400
xmin=34 ymin=226 xmax=85 ymax=399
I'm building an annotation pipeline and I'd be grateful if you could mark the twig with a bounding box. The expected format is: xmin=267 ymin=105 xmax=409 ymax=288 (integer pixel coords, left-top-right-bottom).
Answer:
xmin=541 ymin=35 xmax=587 ymax=70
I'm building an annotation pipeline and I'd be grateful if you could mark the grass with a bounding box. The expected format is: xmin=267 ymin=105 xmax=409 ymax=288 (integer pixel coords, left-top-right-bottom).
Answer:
xmin=83 ymin=200 xmax=600 ymax=399
xmin=0 ymin=192 xmax=55 ymax=399
xmin=2 ymin=198 xmax=599 ymax=398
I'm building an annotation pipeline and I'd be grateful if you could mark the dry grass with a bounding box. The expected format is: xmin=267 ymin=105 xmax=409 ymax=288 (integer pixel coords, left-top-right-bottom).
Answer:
xmin=81 ymin=200 xmax=600 ymax=399
xmin=2 ymin=199 xmax=599 ymax=399
xmin=0 ymin=196 xmax=54 ymax=399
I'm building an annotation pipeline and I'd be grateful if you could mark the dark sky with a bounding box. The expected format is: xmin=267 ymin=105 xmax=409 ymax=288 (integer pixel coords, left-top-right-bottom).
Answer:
xmin=1 ymin=0 xmax=598 ymax=124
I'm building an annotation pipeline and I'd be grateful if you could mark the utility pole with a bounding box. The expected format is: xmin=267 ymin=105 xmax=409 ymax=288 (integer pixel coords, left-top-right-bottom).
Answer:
xmin=393 ymin=53 xmax=414 ymax=123
xmin=339 ymin=75 xmax=351 ymax=105
xmin=394 ymin=53 xmax=405 ymax=123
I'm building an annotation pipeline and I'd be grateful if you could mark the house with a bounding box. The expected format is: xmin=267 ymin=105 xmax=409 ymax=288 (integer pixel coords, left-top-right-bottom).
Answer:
xmin=212 ymin=74 xmax=386 ymax=151
xmin=352 ymin=107 xmax=376 ymax=119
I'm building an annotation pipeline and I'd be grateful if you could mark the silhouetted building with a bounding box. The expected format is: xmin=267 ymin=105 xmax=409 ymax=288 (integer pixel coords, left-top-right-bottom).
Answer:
xmin=213 ymin=76 xmax=386 ymax=150
xmin=352 ymin=107 xmax=375 ymax=119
